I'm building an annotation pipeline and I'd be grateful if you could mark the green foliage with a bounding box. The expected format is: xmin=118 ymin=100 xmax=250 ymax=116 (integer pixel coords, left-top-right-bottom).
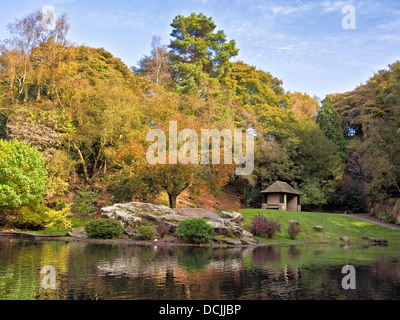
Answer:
xmin=177 ymin=218 xmax=214 ymax=244
xmin=109 ymin=174 xmax=159 ymax=203
xmin=72 ymin=186 xmax=100 ymax=224
xmin=84 ymin=219 xmax=123 ymax=239
xmin=291 ymin=121 xmax=343 ymax=207
xmin=243 ymin=185 xmax=263 ymax=208
xmin=317 ymin=100 xmax=347 ymax=160
xmin=3 ymin=9 xmax=397 ymax=213
xmin=333 ymin=61 xmax=400 ymax=202
xmin=177 ymin=247 xmax=213 ymax=272
xmin=169 ymin=13 xmax=238 ymax=80
xmin=299 ymin=180 xmax=328 ymax=207
xmin=0 ymin=139 xmax=48 ymax=210
xmin=138 ymin=226 xmax=156 ymax=240
xmin=340 ymin=183 xmax=367 ymax=213
xmin=222 ymin=61 xmax=294 ymax=139
xmin=11 ymin=205 xmax=49 ymax=230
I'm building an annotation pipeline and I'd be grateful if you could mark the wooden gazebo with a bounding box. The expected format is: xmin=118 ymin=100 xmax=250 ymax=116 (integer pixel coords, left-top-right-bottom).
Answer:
xmin=261 ymin=181 xmax=301 ymax=212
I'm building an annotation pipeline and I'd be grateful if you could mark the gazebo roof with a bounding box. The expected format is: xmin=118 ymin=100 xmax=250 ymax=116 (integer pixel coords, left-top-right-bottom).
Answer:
xmin=261 ymin=181 xmax=300 ymax=195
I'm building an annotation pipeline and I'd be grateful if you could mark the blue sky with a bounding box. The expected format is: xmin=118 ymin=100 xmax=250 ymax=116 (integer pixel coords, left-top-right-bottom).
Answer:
xmin=1 ymin=0 xmax=399 ymax=99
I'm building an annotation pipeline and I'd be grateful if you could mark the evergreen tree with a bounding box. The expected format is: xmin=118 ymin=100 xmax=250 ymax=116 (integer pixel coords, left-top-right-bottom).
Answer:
xmin=168 ymin=13 xmax=238 ymax=91
xmin=317 ymin=100 xmax=347 ymax=160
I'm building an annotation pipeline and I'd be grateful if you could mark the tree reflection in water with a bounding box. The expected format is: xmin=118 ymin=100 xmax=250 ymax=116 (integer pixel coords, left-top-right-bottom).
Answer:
xmin=1 ymin=237 xmax=400 ymax=300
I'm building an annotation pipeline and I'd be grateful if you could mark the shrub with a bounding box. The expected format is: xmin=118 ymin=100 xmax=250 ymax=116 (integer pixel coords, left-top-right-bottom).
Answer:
xmin=46 ymin=204 xmax=73 ymax=232
xmin=156 ymin=224 xmax=169 ymax=238
xmin=287 ymin=222 xmax=301 ymax=240
xmin=138 ymin=226 xmax=155 ymax=240
xmin=85 ymin=219 xmax=123 ymax=239
xmin=0 ymin=139 xmax=48 ymax=210
xmin=12 ymin=205 xmax=49 ymax=230
xmin=341 ymin=182 xmax=367 ymax=213
xmin=249 ymin=212 xmax=281 ymax=238
xmin=177 ymin=218 xmax=214 ymax=244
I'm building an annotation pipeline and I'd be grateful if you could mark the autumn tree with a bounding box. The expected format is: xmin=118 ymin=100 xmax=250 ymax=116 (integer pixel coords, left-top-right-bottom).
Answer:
xmin=1 ymin=13 xmax=148 ymax=184
xmin=333 ymin=61 xmax=400 ymax=202
xmin=133 ymin=35 xmax=170 ymax=85
xmin=0 ymin=9 xmax=68 ymax=106
xmin=289 ymin=91 xmax=319 ymax=121
xmin=221 ymin=61 xmax=294 ymax=140
xmin=117 ymin=110 xmax=235 ymax=208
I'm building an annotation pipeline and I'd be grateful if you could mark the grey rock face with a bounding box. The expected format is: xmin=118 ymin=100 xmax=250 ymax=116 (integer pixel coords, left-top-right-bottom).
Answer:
xmin=100 ymin=202 xmax=257 ymax=245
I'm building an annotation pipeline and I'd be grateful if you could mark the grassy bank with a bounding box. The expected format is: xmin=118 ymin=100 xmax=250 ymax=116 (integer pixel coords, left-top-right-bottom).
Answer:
xmin=15 ymin=217 xmax=96 ymax=236
xmin=14 ymin=209 xmax=400 ymax=245
xmin=242 ymin=209 xmax=400 ymax=244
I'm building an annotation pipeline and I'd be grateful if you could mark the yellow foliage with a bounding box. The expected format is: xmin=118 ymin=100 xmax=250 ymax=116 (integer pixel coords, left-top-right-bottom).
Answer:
xmin=46 ymin=204 xmax=72 ymax=231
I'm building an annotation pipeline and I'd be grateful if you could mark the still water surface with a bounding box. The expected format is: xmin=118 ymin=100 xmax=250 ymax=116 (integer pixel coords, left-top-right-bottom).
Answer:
xmin=1 ymin=236 xmax=400 ymax=300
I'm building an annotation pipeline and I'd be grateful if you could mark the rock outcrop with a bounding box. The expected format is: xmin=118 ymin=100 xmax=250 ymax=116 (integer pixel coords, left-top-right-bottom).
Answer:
xmin=100 ymin=202 xmax=258 ymax=245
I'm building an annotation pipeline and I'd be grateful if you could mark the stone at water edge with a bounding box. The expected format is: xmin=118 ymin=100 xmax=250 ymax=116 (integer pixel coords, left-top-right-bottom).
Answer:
xmin=206 ymin=219 xmax=230 ymax=236
xmin=340 ymin=236 xmax=350 ymax=242
xmin=67 ymin=228 xmax=88 ymax=238
xmin=314 ymin=225 xmax=323 ymax=232
xmin=231 ymin=226 xmax=242 ymax=238
xmin=242 ymin=230 xmax=253 ymax=238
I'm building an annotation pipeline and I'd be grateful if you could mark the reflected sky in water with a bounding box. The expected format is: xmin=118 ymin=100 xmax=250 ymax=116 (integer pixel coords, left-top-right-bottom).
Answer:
xmin=1 ymin=236 xmax=400 ymax=300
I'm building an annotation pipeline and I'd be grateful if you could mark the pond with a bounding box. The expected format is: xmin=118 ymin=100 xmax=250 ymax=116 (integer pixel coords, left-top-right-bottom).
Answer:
xmin=1 ymin=236 xmax=400 ymax=300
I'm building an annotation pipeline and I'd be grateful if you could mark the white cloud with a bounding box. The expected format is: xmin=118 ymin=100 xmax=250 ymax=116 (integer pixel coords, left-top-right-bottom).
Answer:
xmin=321 ymin=1 xmax=347 ymax=13
xmin=85 ymin=9 xmax=151 ymax=29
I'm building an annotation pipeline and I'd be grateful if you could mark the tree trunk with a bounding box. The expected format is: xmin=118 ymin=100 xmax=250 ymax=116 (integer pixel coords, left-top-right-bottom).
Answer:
xmin=168 ymin=193 xmax=177 ymax=209
xmin=72 ymin=143 xmax=90 ymax=183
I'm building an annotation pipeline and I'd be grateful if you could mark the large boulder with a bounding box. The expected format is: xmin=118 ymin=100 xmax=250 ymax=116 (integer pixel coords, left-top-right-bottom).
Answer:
xmin=101 ymin=202 xmax=257 ymax=245
xmin=219 ymin=211 xmax=245 ymax=227
xmin=101 ymin=202 xmax=180 ymax=234
xmin=206 ymin=219 xmax=230 ymax=236
xmin=101 ymin=207 xmax=143 ymax=228
xmin=161 ymin=213 xmax=190 ymax=223
xmin=174 ymin=208 xmax=220 ymax=219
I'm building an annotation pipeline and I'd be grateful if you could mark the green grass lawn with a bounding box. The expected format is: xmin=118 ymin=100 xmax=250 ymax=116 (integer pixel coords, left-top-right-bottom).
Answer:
xmin=242 ymin=209 xmax=400 ymax=244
